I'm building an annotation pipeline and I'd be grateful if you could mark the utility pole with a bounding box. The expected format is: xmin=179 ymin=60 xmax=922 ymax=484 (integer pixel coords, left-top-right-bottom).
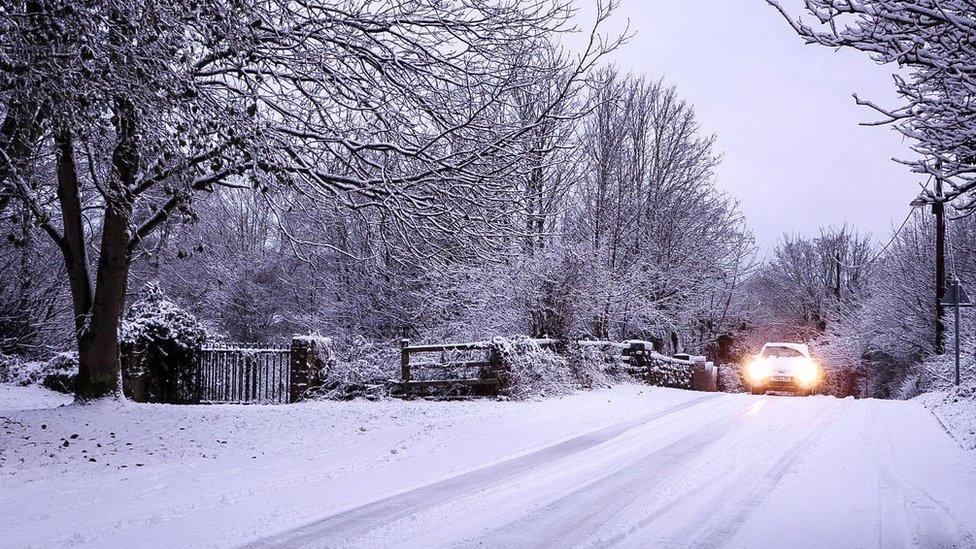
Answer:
xmin=935 ymin=176 xmax=946 ymax=354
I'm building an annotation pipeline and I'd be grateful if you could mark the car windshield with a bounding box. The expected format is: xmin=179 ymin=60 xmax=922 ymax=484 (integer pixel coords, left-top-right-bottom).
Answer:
xmin=762 ymin=346 xmax=803 ymax=358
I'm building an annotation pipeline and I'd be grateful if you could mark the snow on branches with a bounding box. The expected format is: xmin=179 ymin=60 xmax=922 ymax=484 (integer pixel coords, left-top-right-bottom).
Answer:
xmin=120 ymin=283 xmax=207 ymax=352
xmin=767 ymin=0 xmax=976 ymax=208
xmin=0 ymin=0 xmax=621 ymax=397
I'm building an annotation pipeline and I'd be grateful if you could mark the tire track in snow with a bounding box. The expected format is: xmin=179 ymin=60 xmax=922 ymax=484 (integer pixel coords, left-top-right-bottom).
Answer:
xmin=452 ymin=397 xmax=763 ymax=549
xmin=865 ymin=402 xmax=968 ymax=548
xmin=594 ymin=397 xmax=850 ymax=547
xmin=666 ymin=396 xmax=855 ymax=549
xmin=241 ymin=393 xmax=720 ymax=549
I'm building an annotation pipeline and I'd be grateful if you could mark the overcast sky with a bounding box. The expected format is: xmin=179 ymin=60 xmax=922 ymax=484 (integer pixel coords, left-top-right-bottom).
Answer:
xmin=585 ymin=1 xmax=922 ymax=251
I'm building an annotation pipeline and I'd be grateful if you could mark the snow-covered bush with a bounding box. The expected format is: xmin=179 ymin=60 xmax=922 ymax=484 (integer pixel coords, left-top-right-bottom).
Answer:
xmin=310 ymin=336 xmax=398 ymax=400
xmin=0 ymin=352 xmax=29 ymax=385
xmin=493 ymin=336 xmax=575 ymax=399
xmin=120 ymin=283 xmax=207 ymax=402
xmin=717 ymin=363 xmax=746 ymax=393
xmin=565 ymin=342 xmax=626 ymax=390
xmin=0 ymin=351 xmax=78 ymax=393
xmin=40 ymin=352 xmax=79 ymax=394
xmin=896 ymin=347 xmax=976 ymax=400
xmin=121 ymin=283 xmax=208 ymax=352
xmin=896 ymin=372 xmax=928 ymax=401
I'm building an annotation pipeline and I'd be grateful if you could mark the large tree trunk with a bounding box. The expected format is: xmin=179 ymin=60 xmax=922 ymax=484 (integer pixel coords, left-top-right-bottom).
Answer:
xmin=76 ymin=198 xmax=133 ymax=398
xmin=53 ymin=130 xmax=124 ymax=399
xmin=56 ymin=101 xmax=139 ymax=400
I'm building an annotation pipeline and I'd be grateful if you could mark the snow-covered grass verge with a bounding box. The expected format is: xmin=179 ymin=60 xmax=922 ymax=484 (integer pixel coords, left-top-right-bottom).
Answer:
xmin=0 ymin=384 xmax=73 ymax=412
xmin=0 ymin=383 xmax=700 ymax=548
xmin=916 ymin=383 xmax=976 ymax=451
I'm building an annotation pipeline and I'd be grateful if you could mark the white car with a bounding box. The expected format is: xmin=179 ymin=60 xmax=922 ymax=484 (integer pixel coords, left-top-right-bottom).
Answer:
xmin=744 ymin=342 xmax=822 ymax=396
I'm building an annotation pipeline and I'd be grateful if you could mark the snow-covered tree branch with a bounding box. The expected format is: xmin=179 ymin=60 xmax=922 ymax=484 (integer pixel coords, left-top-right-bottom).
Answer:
xmin=767 ymin=0 xmax=976 ymax=207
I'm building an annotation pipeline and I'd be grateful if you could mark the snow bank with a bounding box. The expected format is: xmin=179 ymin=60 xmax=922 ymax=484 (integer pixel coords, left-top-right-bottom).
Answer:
xmin=916 ymin=384 xmax=976 ymax=451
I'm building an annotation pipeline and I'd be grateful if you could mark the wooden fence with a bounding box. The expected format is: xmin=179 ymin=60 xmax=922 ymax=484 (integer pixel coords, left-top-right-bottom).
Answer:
xmin=398 ymin=338 xmax=557 ymax=394
xmin=399 ymin=339 xmax=497 ymax=393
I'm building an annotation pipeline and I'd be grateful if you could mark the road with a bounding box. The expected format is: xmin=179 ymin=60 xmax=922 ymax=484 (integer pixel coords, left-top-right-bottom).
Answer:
xmin=246 ymin=393 xmax=976 ymax=549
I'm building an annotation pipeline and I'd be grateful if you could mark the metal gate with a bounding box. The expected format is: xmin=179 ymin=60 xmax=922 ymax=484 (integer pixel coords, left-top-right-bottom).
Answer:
xmin=198 ymin=346 xmax=291 ymax=404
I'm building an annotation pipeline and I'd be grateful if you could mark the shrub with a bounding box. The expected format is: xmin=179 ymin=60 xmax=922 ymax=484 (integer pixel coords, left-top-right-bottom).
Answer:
xmin=894 ymin=347 xmax=976 ymax=400
xmin=565 ymin=342 xmax=629 ymax=389
xmin=0 ymin=351 xmax=78 ymax=393
xmin=121 ymin=283 xmax=208 ymax=351
xmin=0 ymin=352 xmax=28 ymax=384
xmin=493 ymin=336 xmax=575 ymax=399
xmin=310 ymin=336 xmax=398 ymax=400
xmin=39 ymin=352 xmax=78 ymax=394
xmin=121 ymin=283 xmax=207 ymax=402
xmin=717 ymin=363 xmax=746 ymax=393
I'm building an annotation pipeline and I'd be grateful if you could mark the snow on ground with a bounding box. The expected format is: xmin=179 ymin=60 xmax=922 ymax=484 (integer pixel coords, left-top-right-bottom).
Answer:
xmin=1 ymin=384 xmax=695 ymax=548
xmin=2 ymin=385 xmax=975 ymax=548
xmin=0 ymin=384 xmax=72 ymax=413
xmin=916 ymin=384 xmax=976 ymax=452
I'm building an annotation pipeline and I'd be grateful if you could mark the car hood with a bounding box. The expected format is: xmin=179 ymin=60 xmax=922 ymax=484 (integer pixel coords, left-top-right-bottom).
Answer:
xmin=764 ymin=357 xmax=807 ymax=376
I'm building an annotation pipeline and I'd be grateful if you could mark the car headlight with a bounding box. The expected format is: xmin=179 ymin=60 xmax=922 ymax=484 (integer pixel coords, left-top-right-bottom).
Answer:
xmin=796 ymin=360 xmax=820 ymax=386
xmin=746 ymin=358 xmax=769 ymax=383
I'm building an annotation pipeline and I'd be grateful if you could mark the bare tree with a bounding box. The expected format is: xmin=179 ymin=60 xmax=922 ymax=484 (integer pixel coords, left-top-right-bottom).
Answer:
xmin=569 ymin=70 xmax=753 ymax=349
xmin=750 ymin=226 xmax=873 ymax=341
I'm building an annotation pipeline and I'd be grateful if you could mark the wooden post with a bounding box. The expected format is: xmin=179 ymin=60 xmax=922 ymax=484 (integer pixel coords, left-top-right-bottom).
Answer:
xmin=400 ymin=338 xmax=411 ymax=396
xmin=400 ymin=338 xmax=411 ymax=382
xmin=936 ymin=175 xmax=946 ymax=354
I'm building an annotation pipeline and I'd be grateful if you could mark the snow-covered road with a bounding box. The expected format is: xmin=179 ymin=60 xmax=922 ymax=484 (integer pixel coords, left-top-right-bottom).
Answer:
xmin=247 ymin=394 xmax=976 ymax=548
xmin=2 ymin=385 xmax=975 ymax=548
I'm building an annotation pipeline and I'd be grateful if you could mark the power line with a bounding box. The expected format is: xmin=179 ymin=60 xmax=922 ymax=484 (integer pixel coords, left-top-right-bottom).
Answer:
xmin=833 ymin=205 xmax=918 ymax=270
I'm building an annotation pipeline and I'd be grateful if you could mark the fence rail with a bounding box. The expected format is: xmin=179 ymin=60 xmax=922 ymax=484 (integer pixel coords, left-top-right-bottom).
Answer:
xmin=399 ymin=339 xmax=495 ymax=393
xmin=198 ymin=347 xmax=291 ymax=404
xmin=398 ymin=337 xmax=558 ymax=393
